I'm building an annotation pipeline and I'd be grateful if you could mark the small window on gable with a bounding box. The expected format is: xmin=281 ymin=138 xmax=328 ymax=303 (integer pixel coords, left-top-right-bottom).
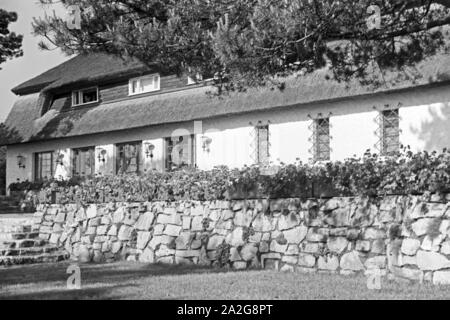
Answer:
xmin=72 ymin=88 xmax=99 ymax=107
xmin=129 ymin=74 xmax=160 ymax=95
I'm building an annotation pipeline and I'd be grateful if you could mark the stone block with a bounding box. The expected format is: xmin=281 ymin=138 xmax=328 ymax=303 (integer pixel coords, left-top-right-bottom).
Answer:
xmin=340 ymin=251 xmax=364 ymax=271
xmin=86 ymin=204 xmax=97 ymax=219
xmin=240 ymin=243 xmax=258 ymax=261
xmin=327 ymin=237 xmax=349 ymax=254
xmin=137 ymin=231 xmax=151 ymax=250
xmin=136 ymin=212 xmax=155 ymax=231
xmin=401 ymin=238 xmax=420 ymax=256
xmin=165 ymin=225 xmax=182 ymax=237
xmin=283 ymin=226 xmax=308 ymax=244
xmin=417 ymin=250 xmax=450 ymax=271
xmin=318 ymin=255 xmax=339 ymax=271
xmin=278 ymin=212 xmax=300 ymax=231
xmin=118 ymin=225 xmax=133 ymax=241
xmin=297 ymin=253 xmax=316 ymax=268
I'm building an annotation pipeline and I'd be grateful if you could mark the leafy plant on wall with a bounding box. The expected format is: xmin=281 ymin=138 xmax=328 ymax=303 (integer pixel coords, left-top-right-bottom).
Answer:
xmin=9 ymin=148 xmax=450 ymax=203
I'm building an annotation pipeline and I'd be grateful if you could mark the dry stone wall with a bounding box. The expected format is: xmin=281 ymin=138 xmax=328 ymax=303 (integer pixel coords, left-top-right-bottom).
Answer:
xmin=33 ymin=195 xmax=450 ymax=285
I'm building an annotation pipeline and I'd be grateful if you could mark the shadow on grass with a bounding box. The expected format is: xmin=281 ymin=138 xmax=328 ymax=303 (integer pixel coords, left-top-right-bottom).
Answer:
xmin=0 ymin=261 xmax=234 ymax=299
xmin=0 ymin=284 xmax=135 ymax=300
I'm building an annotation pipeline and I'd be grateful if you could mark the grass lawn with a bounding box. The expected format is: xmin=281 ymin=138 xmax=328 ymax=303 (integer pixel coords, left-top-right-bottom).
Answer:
xmin=1 ymin=262 xmax=450 ymax=300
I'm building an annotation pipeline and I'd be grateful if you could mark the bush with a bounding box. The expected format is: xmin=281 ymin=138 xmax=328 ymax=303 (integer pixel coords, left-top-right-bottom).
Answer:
xmin=8 ymin=148 xmax=450 ymax=204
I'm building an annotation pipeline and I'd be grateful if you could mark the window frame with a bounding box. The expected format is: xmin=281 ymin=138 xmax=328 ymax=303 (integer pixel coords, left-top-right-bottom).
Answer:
xmin=254 ymin=124 xmax=270 ymax=165
xmin=312 ymin=117 xmax=331 ymax=162
xmin=71 ymin=87 xmax=99 ymax=107
xmin=115 ymin=141 xmax=143 ymax=174
xmin=187 ymin=73 xmax=203 ymax=85
xmin=379 ymin=108 xmax=400 ymax=156
xmin=128 ymin=74 xmax=161 ymax=96
xmin=72 ymin=146 xmax=96 ymax=178
xmin=34 ymin=151 xmax=55 ymax=182
xmin=164 ymin=134 xmax=196 ymax=172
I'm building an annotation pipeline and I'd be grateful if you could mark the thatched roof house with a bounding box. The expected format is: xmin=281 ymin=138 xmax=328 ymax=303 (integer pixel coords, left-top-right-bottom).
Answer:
xmin=4 ymin=52 xmax=450 ymax=190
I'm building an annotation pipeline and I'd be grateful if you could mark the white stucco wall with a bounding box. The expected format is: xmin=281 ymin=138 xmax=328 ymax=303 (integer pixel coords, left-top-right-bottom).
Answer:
xmin=330 ymin=111 xmax=379 ymax=161
xmin=196 ymin=126 xmax=253 ymax=170
xmin=6 ymin=148 xmax=33 ymax=185
xmin=270 ymin=121 xmax=311 ymax=165
xmin=6 ymin=83 xmax=450 ymax=192
xmin=400 ymin=102 xmax=450 ymax=153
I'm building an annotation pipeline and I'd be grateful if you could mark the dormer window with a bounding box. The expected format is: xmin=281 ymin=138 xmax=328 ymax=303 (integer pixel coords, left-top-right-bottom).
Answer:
xmin=129 ymin=74 xmax=160 ymax=95
xmin=72 ymin=87 xmax=99 ymax=107
xmin=187 ymin=73 xmax=203 ymax=85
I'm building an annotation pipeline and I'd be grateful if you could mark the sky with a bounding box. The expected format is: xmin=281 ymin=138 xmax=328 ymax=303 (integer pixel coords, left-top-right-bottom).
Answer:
xmin=0 ymin=0 xmax=71 ymax=122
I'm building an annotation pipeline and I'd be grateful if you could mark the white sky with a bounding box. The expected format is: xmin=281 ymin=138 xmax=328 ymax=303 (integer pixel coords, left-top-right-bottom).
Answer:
xmin=0 ymin=0 xmax=71 ymax=122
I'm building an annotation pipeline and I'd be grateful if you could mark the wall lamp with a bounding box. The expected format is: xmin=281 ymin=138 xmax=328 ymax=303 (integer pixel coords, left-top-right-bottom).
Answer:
xmin=97 ymin=148 xmax=107 ymax=163
xmin=56 ymin=153 xmax=65 ymax=166
xmin=201 ymin=136 xmax=212 ymax=153
xmin=17 ymin=155 xmax=26 ymax=169
xmin=144 ymin=142 xmax=155 ymax=159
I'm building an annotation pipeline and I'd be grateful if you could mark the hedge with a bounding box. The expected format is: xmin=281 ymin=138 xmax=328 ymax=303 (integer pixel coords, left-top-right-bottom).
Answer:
xmin=10 ymin=147 xmax=450 ymax=204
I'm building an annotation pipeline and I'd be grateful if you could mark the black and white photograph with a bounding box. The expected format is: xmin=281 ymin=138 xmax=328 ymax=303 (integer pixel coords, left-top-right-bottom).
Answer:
xmin=1 ymin=0 xmax=450 ymax=304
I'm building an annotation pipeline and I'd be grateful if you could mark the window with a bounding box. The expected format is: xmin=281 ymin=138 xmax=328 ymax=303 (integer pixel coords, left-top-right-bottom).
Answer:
xmin=116 ymin=142 xmax=142 ymax=174
xmin=379 ymin=109 xmax=400 ymax=156
xmin=72 ymin=147 xmax=95 ymax=178
xmin=312 ymin=118 xmax=331 ymax=162
xmin=164 ymin=135 xmax=196 ymax=171
xmin=72 ymin=88 xmax=99 ymax=106
xmin=35 ymin=151 xmax=56 ymax=181
xmin=254 ymin=125 xmax=270 ymax=165
xmin=187 ymin=74 xmax=203 ymax=85
xmin=129 ymin=74 xmax=160 ymax=95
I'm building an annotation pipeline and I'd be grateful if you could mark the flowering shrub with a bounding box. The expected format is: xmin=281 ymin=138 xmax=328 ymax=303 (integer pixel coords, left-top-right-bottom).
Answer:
xmin=8 ymin=148 xmax=450 ymax=204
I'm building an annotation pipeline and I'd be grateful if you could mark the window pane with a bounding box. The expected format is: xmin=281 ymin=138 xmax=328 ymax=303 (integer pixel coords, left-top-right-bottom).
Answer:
xmin=131 ymin=80 xmax=138 ymax=94
xmin=313 ymin=118 xmax=330 ymax=162
xmin=73 ymin=91 xmax=80 ymax=105
xmin=73 ymin=147 xmax=95 ymax=177
xmin=82 ymin=89 xmax=98 ymax=103
xmin=140 ymin=77 xmax=155 ymax=92
xmin=130 ymin=75 xmax=160 ymax=95
xmin=381 ymin=109 xmax=400 ymax=156
xmin=35 ymin=152 xmax=54 ymax=181
xmin=165 ymin=135 xmax=195 ymax=171
xmin=256 ymin=125 xmax=269 ymax=165
xmin=116 ymin=142 xmax=141 ymax=174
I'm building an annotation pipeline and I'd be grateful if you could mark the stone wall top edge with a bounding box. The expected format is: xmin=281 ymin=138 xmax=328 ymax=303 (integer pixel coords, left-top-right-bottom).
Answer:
xmin=35 ymin=193 xmax=450 ymax=209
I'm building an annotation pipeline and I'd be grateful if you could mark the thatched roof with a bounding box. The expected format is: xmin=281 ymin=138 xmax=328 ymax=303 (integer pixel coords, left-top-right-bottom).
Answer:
xmin=11 ymin=53 xmax=151 ymax=95
xmin=4 ymin=52 xmax=450 ymax=146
